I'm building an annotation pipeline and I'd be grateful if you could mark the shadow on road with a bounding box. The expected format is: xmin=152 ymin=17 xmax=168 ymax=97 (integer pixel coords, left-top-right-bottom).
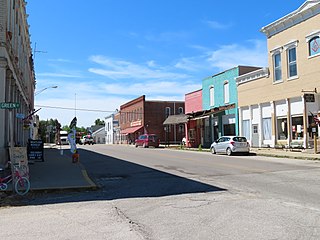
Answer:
xmin=6 ymin=148 xmax=226 ymax=206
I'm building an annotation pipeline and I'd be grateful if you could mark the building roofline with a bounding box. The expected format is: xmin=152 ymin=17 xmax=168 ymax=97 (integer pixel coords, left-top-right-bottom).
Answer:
xmin=261 ymin=1 xmax=320 ymax=38
xmin=203 ymin=65 xmax=261 ymax=80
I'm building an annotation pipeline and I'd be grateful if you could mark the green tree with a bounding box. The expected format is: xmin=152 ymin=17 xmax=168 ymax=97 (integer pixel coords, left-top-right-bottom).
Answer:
xmin=95 ymin=118 xmax=105 ymax=125
xmin=39 ymin=118 xmax=61 ymax=143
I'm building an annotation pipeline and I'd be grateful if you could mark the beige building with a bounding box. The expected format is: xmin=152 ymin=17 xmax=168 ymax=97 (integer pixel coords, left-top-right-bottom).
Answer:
xmin=0 ymin=0 xmax=35 ymax=164
xmin=237 ymin=0 xmax=320 ymax=149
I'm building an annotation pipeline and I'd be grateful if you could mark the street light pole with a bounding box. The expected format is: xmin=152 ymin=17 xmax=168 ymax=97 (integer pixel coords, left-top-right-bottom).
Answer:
xmin=35 ymin=85 xmax=58 ymax=96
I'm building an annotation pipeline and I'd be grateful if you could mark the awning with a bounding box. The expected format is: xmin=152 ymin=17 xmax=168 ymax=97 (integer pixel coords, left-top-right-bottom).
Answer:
xmin=187 ymin=103 xmax=236 ymax=120
xmin=121 ymin=126 xmax=143 ymax=135
xmin=163 ymin=114 xmax=189 ymax=125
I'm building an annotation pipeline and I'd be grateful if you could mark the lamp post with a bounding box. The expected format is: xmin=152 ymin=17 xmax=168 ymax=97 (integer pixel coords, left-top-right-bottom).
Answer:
xmin=32 ymin=85 xmax=58 ymax=140
xmin=35 ymin=85 xmax=58 ymax=96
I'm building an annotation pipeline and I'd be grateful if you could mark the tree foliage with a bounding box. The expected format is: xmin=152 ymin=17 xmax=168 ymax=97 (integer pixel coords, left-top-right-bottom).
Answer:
xmin=38 ymin=119 xmax=60 ymax=143
xmin=95 ymin=118 xmax=105 ymax=126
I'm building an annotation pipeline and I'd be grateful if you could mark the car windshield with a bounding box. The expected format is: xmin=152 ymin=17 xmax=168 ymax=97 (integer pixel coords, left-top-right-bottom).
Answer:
xmin=233 ymin=137 xmax=247 ymax=142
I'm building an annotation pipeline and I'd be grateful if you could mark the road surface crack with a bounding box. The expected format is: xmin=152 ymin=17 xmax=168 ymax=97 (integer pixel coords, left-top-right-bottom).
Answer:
xmin=114 ymin=206 xmax=153 ymax=240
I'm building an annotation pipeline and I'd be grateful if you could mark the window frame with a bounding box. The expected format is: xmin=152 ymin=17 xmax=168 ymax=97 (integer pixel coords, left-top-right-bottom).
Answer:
xmin=223 ymin=81 xmax=229 ymax=104
xmin=209 ymin=86 xmax=214 ymax=107
xmin=306 ymin=30 xmax=320 ymax=58
xmin=273 ymin=51 xmax=282 ymax=83
xmin=165 ymin=107 xmax=171 ymax=118
xmin=286 ymin=45 xmax=298 ymax=80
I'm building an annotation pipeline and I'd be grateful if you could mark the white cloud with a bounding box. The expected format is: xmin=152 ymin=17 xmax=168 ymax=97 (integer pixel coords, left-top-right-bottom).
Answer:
xmin=35 ymin=95 xmax=129 ymax=127
xmin=205 ymin=20 xmax=232 ymax=30
xmin=175 ymin=39 xmax=267 ymax=73
xmin=101 ymin=81 xmax=201 ymax=96
xmin=88 ymin=55 xmax=190 ymax=80
xmin=207 ymin=40 xmax=267 ymax=70
xmin=36 ymin=72 xmax=82 ymax=78
xmin=145 ymin=31 xmax=190 ymax=42
xmin=48 ymin=58 xmax=73 ymax=63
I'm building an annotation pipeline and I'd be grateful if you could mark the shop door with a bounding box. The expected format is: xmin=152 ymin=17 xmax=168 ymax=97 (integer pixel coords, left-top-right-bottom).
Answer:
xmin=252 ymin=124 xmax=259 ymax=147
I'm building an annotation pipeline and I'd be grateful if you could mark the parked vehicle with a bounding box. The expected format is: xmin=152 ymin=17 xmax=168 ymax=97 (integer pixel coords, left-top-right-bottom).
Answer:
xmin=210 ymin=136 xmax=250 ymax=156
xmin=59 ymin=131 xmax=69 ymax=145
xmin=135 ymin=134 xmax=160 ymax=148
xmin=79 ymin=135 xmax=95 ymax=145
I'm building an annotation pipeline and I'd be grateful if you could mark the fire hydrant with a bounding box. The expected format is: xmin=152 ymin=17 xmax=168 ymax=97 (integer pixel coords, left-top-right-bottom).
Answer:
xmin=72 ymin=150 xmax=79 ymax=163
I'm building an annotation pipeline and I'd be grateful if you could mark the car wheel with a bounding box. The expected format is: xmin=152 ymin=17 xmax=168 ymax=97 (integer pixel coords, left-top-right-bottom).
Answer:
xmin=135 ymin=144 xmax=138 ymax=148
xmin=210 ymin=147 xmax=216 ymax=154
xmin=226 ymin=148 xmax=232 ymax=156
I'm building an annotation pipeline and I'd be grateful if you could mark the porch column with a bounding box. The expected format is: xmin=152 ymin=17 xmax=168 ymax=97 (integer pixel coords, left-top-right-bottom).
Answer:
xmin=258 ymin=104 xmax=263 ymax=147
xmin=286 ymin=98 xmax=292 ymax=146
xmin=184 ymin=122 xmax=189 ymax=147
xmin=249 ymin=105 xmax=252 ymax=143
xmin=302 ymin=95 xmax=308 ymax=149
xmin=270 ymin=101 xmax=276 ymax=147
xmin=238 ymin=107 xmax=242 ymax=137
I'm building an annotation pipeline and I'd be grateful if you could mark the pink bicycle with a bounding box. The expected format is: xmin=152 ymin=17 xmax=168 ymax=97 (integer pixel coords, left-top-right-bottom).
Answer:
xmin=0 ymin=162 xmax=30 ymax=196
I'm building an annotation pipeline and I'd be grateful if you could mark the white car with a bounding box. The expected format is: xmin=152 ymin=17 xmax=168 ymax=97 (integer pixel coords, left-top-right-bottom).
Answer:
xmin=79 ymin=136 xmax=95 ymax=145
xmin=210 ymin=136 xmax=250 ymax=156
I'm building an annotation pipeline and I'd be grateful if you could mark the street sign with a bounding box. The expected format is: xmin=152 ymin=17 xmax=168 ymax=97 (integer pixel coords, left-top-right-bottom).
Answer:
xmin=0 ymin=102 xmax=20 ymax=109
xmin=304 ymin=94 xmax=315 ymax=102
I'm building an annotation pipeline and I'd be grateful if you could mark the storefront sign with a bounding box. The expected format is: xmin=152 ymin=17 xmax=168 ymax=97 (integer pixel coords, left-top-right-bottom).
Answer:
xmin=131 ymin=120 xmax=142 ymax=127
xmin=27 ymin=140 xmax=44 ymax=162
xmin=9 ymin=147 xmax=28 ymax=165
xmin=304 ymin=94 xmax=315 ymax=102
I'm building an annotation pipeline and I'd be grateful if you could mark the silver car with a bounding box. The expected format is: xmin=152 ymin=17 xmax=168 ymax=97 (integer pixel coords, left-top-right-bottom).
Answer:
xmin=210 ymin=136 xmax=250 ymax=156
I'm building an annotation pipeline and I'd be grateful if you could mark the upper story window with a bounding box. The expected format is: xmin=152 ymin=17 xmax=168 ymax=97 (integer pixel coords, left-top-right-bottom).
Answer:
xmin=306 ymin=31 xmax=320 ymax=58
xmin=223 ymin=81 xmax=229 ymax=104
xmin=165 ymin=107 xmax=171 ymax=118
xmin=178 ymin=107 xmax=184 ymax=114
xmin=287 ymin=47 xmax=297 ymax=78
xmin=273 ymin=52 xmax=282 ymax=82
xmin=309 ymin=36 xmax=320 ymax=57
xmin=209 ymin=86 xmax=214 ymax=106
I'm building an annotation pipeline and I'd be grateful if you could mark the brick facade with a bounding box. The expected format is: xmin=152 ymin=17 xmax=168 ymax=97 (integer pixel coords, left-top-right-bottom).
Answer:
xmin=120 ymin=95 xmax=185 ymax=144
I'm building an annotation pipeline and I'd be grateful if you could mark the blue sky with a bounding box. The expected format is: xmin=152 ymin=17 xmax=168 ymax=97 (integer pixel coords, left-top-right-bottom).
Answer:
xmin=27 ymin=0 xmax=305 ymax=127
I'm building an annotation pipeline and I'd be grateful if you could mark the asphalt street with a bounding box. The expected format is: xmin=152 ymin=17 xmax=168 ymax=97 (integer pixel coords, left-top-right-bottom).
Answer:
xmin=1 ymin=144 xmax=320 ymax=240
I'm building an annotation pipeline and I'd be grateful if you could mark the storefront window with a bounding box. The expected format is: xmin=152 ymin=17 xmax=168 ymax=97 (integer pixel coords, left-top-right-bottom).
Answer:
xmin=224 ymin=124 xmax=235 ymax=136
xmin=291 ymin=116 xmax=303 ymax=140
xmin=277 ymin=118 xmax=288 ymax=140
xmin=242 ymin=120 xmax=250 ymax=140
xmin=263 ymin=118 xmax=271 ymax=140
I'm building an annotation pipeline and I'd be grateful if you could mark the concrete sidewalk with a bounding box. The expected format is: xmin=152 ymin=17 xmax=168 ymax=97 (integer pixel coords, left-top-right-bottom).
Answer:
xmin=28 ymin=145 xmax=96 ymax=192
xmin=251 ymin=147 xmax=320 ymax=160
xmin=27 ymin=145 xmax=319 ymax=193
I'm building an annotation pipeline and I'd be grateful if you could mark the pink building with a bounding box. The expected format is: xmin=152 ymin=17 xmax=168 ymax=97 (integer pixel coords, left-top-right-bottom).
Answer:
xmin=185 ymin=89 xmax=203 ymax=114
xmin=185 ymin=89 xmax=203 ymax=148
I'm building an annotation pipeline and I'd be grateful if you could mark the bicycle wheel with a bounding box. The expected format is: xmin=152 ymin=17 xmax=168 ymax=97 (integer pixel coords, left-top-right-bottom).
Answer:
xmin=14 ymin=177 xmax=30 ymax=196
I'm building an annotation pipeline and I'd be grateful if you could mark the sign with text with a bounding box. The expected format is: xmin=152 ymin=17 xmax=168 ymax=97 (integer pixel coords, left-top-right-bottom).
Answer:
xmin=9 ymin=147 xmax=28 ymax=165
xmin=304 ymin=94 xmax=315 ymax=102
xmin=0 ymin=102 xmax=20 ymax=109
xmin=27 ymin=140 xmax=44 ymax=162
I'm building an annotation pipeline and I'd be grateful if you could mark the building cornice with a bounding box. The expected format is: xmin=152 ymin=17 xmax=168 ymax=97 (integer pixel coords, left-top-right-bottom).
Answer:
xmin=261 ymin=0 xmax=320 ymax=38
xmin=236 ymin=67 xmax=269 ymax=86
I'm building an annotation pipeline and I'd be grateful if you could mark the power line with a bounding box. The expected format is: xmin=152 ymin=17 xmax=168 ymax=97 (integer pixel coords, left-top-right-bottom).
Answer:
xmin=35 ymin=105 xmax=115 ymax=113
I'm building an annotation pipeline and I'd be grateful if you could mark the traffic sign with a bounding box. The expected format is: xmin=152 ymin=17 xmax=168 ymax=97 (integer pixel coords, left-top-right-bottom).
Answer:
xmin=0 ymin=102 xmax=20 ymax=109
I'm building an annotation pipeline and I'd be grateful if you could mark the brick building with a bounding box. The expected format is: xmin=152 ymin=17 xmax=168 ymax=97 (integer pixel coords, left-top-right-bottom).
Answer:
xmin=120 ymin=95 xmax=185 ymax=145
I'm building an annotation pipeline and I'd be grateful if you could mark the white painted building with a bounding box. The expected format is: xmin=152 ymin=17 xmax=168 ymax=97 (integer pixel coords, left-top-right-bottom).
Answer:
xmin=105 ymin=113 xmax=120 ymax=144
